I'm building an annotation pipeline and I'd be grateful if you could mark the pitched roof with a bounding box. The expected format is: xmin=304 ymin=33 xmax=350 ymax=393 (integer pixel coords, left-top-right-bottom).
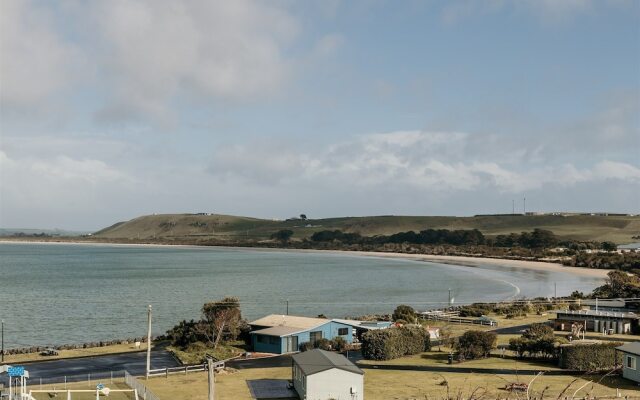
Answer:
xmin=292 ymin=349 xmax=363 ymax=376
xmin=617 ymin=342 xmax=640 ymax=356
xmin=249 ymin=314 xmax=328 ymax=330
xmin=331 ymin=319 xmax=392 ymax=330
xmin=250 ymin=326 xmax=306 ymax=337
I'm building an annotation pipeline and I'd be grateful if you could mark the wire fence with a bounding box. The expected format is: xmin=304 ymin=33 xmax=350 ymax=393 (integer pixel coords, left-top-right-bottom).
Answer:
xmin=125 ymin=371 xmax=160 ymax=400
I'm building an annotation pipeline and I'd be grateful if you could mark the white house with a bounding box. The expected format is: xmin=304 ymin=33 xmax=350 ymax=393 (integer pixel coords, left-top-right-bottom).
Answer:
xmin=617 ymin=342 xmax=640 ymax=384
xmin=291 ymin=349 xmax=364 ymax=400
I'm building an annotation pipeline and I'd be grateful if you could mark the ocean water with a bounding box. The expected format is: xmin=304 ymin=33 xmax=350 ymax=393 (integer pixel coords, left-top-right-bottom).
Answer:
xmin=0 ymin=242 xmax=603 ymax=348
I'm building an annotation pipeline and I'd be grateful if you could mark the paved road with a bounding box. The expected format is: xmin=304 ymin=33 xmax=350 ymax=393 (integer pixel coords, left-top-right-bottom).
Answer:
xmin=491 ymin=323 xmax=531 ymax=335
xmin=0 ymin=351 xmax=179 ymax=384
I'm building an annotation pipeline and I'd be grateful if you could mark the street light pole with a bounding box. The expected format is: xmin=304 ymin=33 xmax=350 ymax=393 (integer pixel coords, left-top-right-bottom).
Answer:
xmin=1 ymin=319 xmax=4 ymax=364
xmin=146 ymin=305 xmax=152 ymax=379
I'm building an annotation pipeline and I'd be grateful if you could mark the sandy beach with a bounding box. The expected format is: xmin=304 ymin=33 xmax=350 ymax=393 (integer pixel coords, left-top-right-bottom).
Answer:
xmin=0 ymin=238 xmax=610 ymax=279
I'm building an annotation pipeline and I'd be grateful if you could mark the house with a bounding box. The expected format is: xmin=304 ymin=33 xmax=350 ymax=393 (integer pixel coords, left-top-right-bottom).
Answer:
xmin=249 ymin=315 xmax=353 ymax=354
xmin=292 ymin=349 xmax=364 ymax=400
xmin=582 ymin=299 xmax=640 ymax=313
xmin=617 ymin=342 xmax=640 ymax=384
xmin=552 ymin=309 xmax=640 ymax=335
xmin=331 ymin=319 xmax=393 ymax=341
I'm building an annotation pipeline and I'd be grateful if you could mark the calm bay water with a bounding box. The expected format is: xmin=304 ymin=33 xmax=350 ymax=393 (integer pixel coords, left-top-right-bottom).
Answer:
xmin=0 ymin=242 xmax=603 ymax=348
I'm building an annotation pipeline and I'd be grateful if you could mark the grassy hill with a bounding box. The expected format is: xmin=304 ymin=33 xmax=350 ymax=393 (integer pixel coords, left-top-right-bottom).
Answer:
xmin=93 ymin=213 xmax=640 ymax=244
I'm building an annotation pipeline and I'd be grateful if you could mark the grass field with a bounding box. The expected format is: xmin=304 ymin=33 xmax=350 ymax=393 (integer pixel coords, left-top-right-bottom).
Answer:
xmin=3 ymin=342 xmax=147 ymax=364
xmin=144 ymin=367 xmax=640 ymax=399
xmin=90 ymin=213 xmax=640 ymax=243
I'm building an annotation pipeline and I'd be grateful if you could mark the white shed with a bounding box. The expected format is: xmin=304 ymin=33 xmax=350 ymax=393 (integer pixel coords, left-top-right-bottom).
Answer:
xmin=291 ymin=349 xmax=364 ymax=400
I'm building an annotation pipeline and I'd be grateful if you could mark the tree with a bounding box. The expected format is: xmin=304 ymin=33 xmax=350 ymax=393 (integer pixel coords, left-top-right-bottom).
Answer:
xmin=455 ymin=331 xmax=496 ymax=360
xmin=592 ymin=270 xmax=640 ymax=298
xmin=299 ymin=214 xmax=307 ymax=220
xmin=197 ymin=297 xmax=242 ymax=349
xmin=270 ymin=229 xmax=294 ymax=243
xmin=392 ymin=305 xmax=417 ymax=324
xmin=601 ymin=241 xmax=617 ymax=252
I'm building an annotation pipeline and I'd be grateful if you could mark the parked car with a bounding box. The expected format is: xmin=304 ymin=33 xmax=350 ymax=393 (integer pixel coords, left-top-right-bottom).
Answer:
xmin=40 ymin=348 xmax=59 ymax=356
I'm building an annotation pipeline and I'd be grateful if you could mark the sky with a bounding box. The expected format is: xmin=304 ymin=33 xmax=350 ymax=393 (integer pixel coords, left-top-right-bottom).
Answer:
xmin=1 ymin=0 xmax=639 ymax=231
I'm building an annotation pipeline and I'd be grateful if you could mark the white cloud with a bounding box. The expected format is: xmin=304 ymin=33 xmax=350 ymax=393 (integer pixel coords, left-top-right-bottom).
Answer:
xmin=88 ymin=0 xmax=300 ymax=123
xmin=0 ymin=0 xmax=83 ymax=110
xmin=207 ymin=130 xmax=640 ymax=194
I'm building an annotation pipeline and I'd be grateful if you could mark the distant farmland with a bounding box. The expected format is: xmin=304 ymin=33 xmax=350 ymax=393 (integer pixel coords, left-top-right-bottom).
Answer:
xmin=91 ymin=213 xmax=640 ymax=244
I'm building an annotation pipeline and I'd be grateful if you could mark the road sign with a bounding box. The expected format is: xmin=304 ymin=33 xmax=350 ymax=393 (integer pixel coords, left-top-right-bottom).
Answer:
xmin=7 ymin=366 xmax=24 ymax=377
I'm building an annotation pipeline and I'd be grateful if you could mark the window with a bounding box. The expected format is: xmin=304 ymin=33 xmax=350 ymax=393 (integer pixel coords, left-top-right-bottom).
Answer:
xmin=626 ymin=355 xmax=636 ymax=370
xmin=269 ymin=336 xmax=280 ymax=345
xmin=338 ymin=327 xmax=349 ymax=336
xmin=310 ymin=331 xmax=323 ymax=343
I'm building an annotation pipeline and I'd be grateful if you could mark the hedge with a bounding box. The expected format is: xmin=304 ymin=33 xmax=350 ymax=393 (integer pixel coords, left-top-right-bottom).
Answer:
xmin=558 ymin=342 xmax=623 ymax=371
xmin=361 ymin=326 xmax=430 ymax=361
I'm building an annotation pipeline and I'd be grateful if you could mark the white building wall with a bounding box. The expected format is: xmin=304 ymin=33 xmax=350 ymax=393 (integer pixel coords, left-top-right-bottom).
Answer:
xmin=305 ymin=368 xmax=364 ymax=400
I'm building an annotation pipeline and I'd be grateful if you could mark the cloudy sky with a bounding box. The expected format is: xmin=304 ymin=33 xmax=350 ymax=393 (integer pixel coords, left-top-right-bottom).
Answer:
xmin=1 ymin=0 xmax=639 ymax=231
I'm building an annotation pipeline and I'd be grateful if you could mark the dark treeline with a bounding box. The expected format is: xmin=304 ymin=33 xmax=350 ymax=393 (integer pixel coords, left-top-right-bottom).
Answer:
xmin=310 ymin=228 xmax=571 ymax=249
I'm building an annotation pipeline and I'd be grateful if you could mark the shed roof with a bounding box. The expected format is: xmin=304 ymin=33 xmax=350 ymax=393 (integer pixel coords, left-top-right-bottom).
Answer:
xmin=331 ymin=319 xmax=392 ymax=330
xmin=292 ymin=349 xmax=363 ymax=376
xmin=251 ymin=326 xmax=306 ymax=337
xmin=554 ymin=309 xmax=640 ymax=320
xmin=249 ymin=314 xmax=328 ymax=330
xmin=617 ymin=342 xmax=640 ymax=356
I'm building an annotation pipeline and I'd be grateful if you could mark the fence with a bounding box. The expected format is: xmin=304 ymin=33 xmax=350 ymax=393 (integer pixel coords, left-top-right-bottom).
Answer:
xmin=419 ymin=311 xmax=497 ymax=326
xmin=147 ymin=360 xmax=224 ymax=378
xmin=0 ymin=370 xmax=127 ymax=389
xmin=124 ymin=371 xmax=160 ymax=400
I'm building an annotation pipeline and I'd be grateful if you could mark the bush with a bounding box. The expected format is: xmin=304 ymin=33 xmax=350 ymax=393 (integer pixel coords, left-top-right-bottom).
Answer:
xmin=558 ymin=342 xmax=623 ymax=371
xmin=455 ymin=331 xmax=496 ymax=360
xmin=299 ymin=342 xmax=314 ymax=352
xmin=314 ymin=338 xmax=332 ymax=351
xmin=361 ymin=326 xmax=429 ymax=361
xmin=392 ymin=305 xmax=417 ymax=323
xmin=331 ymin=336 xmax=349 ymax=352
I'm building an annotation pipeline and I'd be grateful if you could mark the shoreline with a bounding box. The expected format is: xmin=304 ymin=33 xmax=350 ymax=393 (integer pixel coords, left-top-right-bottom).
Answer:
xmin=0 ymin=238 xmax=609 ymax=279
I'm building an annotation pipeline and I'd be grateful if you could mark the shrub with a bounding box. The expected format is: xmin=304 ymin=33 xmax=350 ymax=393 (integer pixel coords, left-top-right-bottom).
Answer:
xmin=314 ymin=338 xmax=332 ymax=351
xmin=558 ymin=342 xmax=623 ymax=371
xmin=299 ymin=342 xmax=314 ymax=352
xmin=392 ymin=305 xmax=417 ymax=323
xmin=455 ymin=331 xmax=496 ymax=360
xmin=331 ymin=336 xmax=348 ymax=352
xmin=361 ymin=326 xmax=429 ymax=361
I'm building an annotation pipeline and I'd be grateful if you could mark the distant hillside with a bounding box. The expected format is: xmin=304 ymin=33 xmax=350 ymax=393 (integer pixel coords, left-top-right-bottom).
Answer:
xmin=93 ymin=213 xmax=640 ymax=244
xmin=0 ymin=228 xmax=89 ymax=237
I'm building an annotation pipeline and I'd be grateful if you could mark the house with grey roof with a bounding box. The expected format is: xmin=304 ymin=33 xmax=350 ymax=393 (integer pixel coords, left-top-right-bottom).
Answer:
xmin=292 ymin=349 xmax=364 ymax=400
xmin=617 ymin=342 xmax=640 ymax=384
xmin=249 ymin=315 xmax=353 ymax=354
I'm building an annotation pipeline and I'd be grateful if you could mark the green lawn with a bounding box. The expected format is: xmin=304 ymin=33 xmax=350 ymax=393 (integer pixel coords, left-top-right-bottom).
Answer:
xmin=144 ymin=367 xmax=640 ymax=400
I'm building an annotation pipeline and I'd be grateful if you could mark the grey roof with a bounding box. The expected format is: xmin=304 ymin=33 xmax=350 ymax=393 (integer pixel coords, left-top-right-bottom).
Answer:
xmin=250 ymin=326 xmax=305 ymax=337
xmin=554 ymin=309 xmax=640 ymax=320
xmin=617 ymin=342 xmax=640 ymax=356
xmin=292 ymin=349 xmax=363 ymax=376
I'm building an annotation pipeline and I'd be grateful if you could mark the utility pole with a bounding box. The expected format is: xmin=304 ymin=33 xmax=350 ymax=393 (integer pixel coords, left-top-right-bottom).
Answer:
xmin=146 ymin=305 xmax=152 ymax=379
xmin=512 ymin=200 xmax=515 ymax=215
xmin=1 ymin=319 xmax=4 ymax=364
xmin=523 ymin=197 xmax=526 ymax=215
xmin=448 ymin=289 xmax=452 ymax=308
xmin=554 ymin=282 xmax=557 ymax=298
xmin=207 ymin=357 xmax=215 ymax=400
xmin=286 ymin=299 xmax=289 ymax=316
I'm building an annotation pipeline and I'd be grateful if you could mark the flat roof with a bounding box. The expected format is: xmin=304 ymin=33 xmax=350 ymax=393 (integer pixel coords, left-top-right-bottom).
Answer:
xmin=617 ymin=342 xmax=640 ymax=355
xmin=292 ymin=349 xmax=363 ymax=376
xmin=249 ymin=314 xmax=329 ymax=330
xmin=554 ymin=309 xmax=640 ymax=320
xmin=331 ymin=319 xmax=392 ymax=330
xmin=251 ymin=326 xmax=306 ymax=337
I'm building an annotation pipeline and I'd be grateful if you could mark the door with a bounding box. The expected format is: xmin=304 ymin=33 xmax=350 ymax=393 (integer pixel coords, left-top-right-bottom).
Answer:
xmin=286 ymin=336 xmax=299 ymax=352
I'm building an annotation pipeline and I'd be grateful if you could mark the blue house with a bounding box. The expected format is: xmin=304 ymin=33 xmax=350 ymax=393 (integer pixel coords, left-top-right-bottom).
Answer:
xmin=250 ymin=315 xmax=354 ymax=354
